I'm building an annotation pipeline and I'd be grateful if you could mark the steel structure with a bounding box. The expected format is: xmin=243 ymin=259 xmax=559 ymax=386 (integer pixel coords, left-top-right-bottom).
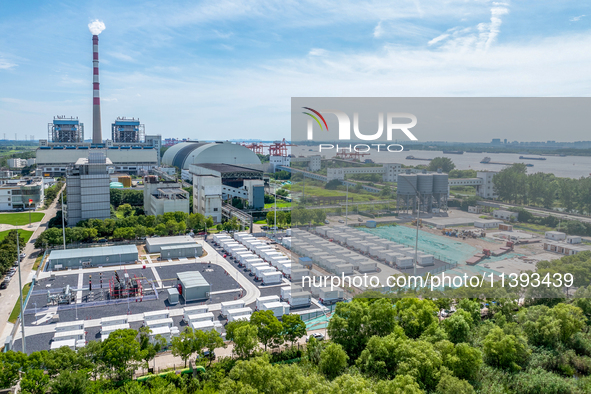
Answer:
xmin=335 ymin=148 xmax=370 ymax=161
xmin=48 ymin=116 xmax=84 ymax=143
xmin=268 ymin=138 xmax=294 ymax=157
xmin=109 ymin=269 xmax=143 ymax=299
xmin=111 ymin=117 xmax=145 ymax=143
xmin=241 ymin=142 xmax=268 ymax=155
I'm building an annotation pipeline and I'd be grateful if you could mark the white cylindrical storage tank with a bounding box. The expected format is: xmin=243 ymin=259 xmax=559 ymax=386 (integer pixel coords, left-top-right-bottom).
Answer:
xmin=433 ymin=173 xmax=449 ymax=194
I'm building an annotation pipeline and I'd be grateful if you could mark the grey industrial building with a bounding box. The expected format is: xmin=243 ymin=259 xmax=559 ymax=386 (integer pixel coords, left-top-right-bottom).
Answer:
xmin=66 ymin=151 xmax=111 ymax=226
xmin=143 ymin=176 xmax=189 ymax=216
xmin=47 ymin=245 xmax=139 ymax=270
xmin=160 ymin=245 xmax=202 ymax=259
xmin=177 ymin=271 xmax=210 ymax=302
xmin=189 ymin=163 xmax=264 ymax=223
xmin=145 ymin=235 xmax=200 ymax=254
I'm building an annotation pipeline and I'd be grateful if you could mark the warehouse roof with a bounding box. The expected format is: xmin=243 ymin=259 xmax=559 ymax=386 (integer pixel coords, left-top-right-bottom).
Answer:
xmin=177 ymin=271 xmax=209 ymax=289
xmin=160 ymin=244 xmax=200 ymax=251
xmin=145 ymin=236 xmax=196 ymax=247
xmin=48 ymin=245 xmax=138 ymax=260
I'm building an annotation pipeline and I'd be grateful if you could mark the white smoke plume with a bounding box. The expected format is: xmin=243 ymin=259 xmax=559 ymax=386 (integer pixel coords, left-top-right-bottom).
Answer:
xmin=88 ymin=20 xmax=106 ymax=35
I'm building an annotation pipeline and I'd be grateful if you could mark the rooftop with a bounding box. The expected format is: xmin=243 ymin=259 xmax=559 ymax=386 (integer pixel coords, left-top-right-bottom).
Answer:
xmin=177 ymin=271 xmax=209 ymax=288
xmin=145 ymin=235 xmax=196 ymax=246
xmin=195 ymin=163 xmax=263 ymax=175
xmin=48 ymin=245 xmax=138 ymax=260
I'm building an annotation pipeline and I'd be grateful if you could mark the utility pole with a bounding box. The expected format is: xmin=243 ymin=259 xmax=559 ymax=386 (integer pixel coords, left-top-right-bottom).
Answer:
xmin=345 ymin=182 xmax=349 ymax=225
xmin=274 ymin=183 xmax=277 ymax=235
xmin=61 ymin=191 xmax=66 ymax=250
xmin=17 ymin=231 xmax=26 ymax=353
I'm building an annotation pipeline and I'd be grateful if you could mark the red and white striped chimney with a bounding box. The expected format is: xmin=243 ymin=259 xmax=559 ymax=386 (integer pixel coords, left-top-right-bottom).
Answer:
xmin=92 ymin=34 xmax=102 ymax=144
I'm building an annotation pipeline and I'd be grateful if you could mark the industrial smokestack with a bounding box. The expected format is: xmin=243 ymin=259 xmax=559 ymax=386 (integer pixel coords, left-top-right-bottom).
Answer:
xmin=88 ymin=20 xmax=106 ymax=144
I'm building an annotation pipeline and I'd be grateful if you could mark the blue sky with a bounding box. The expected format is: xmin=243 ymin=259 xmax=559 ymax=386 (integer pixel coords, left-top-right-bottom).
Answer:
xmin=0 ymin=0 xmax=590 ymax=142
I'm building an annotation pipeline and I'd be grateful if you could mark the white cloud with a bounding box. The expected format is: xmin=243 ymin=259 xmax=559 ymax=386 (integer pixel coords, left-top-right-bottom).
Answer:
xmin=108 ymin=52 xmax=136 ymax=62
xmin=373 ymin=21 xmax=384 ymax=38
xmin=428 ymin=5 xmax=509 ymax=51
xmin=308 ymin=48 xmax=327 ymax=56
xmin=570 ymin=15 xmax=585 ymax=22
xmin=0 ymin=58 xmax=17 ymax=70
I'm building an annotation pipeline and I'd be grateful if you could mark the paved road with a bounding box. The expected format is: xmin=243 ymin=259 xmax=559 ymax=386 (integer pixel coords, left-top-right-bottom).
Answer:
xmin=479 ymin=200 xmax=591 ymax=225
xmin=0 ymin=189 xmax=63 ymax=346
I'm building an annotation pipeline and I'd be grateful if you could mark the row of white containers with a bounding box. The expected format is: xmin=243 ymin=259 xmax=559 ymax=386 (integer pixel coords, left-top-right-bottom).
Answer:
xmin=315 ymin=226 xmax=435 ymax=268
xmin=290 ymin=228 xmax=377 ymax=273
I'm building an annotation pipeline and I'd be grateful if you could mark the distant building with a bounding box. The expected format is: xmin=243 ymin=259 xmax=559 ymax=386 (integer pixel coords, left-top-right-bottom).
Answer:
xmin=0 ymin=177 xmax=44 ymax=210
xmin=66 ymin=151 xmax=111 ymax=226
xmin=143 ymin=176 xmax=189 ymax=216
xmin=476 ymin=171 xmax=497 ymax=199
xmin=491 ymin=138 xmax=502 ymax=144
xmin=492 ymin=210 xmax=518 ymax=221
xmin=545 ymin=231 xmax=567 ymax=241
xmin=7 ymin=158 xmax=28 ymax=168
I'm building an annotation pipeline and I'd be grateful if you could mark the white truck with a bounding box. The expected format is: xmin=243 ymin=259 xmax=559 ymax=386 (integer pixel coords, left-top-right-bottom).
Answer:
xmin=220 ymin=300 xmax=246 ymax=318
xmin=288 ymin=291 xmax=312 ymax=308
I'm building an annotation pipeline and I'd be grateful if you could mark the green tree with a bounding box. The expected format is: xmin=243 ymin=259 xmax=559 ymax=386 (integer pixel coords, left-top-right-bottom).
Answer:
xmin=20 ymin=369 xmax=50 ymax=394
xmin=202 ymin=330 xmax=225 ymax=366
xmin=428 ymin=157 xmax=455 ymax=173
xmin=483 ymin=326 xmax=530 ymax=371
xmin=250 ymin=310 xmax=284 ymax=350
xmin=0 ymin=351 xmax=27 ymax=389
xmin=442 ymin=310 xmax=473 ymax=344
xmin=49 ymin=370 xmax=89 ymax=394
xmin=117 ymin=203 xmax=134 ymax=217
xmin=281 ymin=314 xmax=307 ymax=347
xmin=137 ymin=326 xmax=166 ymax=370
xmin=171 ymin=327 xmax=196 ymax=367
xmin=99 ymin=329 xmax=144 ymax=381
xmin=319 ymin=343 xmax=349 ymax=380
xmin=435 ymin=374 xmax=475 ymax=394
xmin=394 ymin=298 xmax=439 ymax=339
xmin=232 ymin=324 xmax=259 ymax=359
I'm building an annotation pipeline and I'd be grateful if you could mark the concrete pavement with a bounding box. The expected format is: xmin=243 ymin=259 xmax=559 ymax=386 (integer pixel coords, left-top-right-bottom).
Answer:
xmin=0 ymin=187 xmax=63 ymax=347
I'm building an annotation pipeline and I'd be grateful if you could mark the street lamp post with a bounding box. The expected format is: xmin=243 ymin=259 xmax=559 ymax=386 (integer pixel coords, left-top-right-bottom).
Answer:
xmin=17 ymin=231 xmax=26 ymax=353
xmin=345 ymin=182 xmax=349 ymax=225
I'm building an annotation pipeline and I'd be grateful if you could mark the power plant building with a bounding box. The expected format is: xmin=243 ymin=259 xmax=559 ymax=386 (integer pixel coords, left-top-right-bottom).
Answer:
xmin=0 ymin=177 xmax=45 ymax=210
xmin=66 ymin=151 xmax=111 ymax=226
xmin=36 ymin=32 xmax=161 ymax=176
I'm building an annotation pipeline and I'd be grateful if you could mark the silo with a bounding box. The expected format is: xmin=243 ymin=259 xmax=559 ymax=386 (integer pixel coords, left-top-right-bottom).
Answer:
xmin=433 ymin=174 xmax=449 ymax=194
xmin=397 ymin=174 xmax=417 ymax=195
xmin=417 ymin=174 xmax=434 ymax=194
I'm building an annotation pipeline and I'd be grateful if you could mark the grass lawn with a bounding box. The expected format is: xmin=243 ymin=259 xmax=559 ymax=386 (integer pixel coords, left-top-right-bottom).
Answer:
xmin=513 ymin=223 xmax=556 ymax=235
xmin=290 ymin=184 xmax=380 ymax=202
xmin=9 ymin=282 xmax=31 ymax=324
xmin=0 ymin=229 xmax=34 ymax=243
xmin=264 ymin=201 xmax=292 ymax=209
xmin=0 ymin=212 xmax=45 ymax=226
xmin=33 ymin=254 xmax=44 ymax=270
xmin=254 ymin=219 xmax=267 ymax=224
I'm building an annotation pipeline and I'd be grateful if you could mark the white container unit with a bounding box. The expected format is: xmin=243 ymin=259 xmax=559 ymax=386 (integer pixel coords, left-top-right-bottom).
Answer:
xmin=149 ymin=326 xmax=172 ymax=344
xmin=254 ymin=265 xmax=277 ymax=280
xmin=101 ymin=316 xmax=129 ymax=327
xmin=319 ymin=287 xmax=344 ymax=304
xmin=245 ymin=259 xmax=265 ymax=271
xmin=256 ymin=295 xmax=280 ymax=310
xmin=226 ymin=307 xmax=253 ymax=320
xmin=397 ymin=257 xmax=414 ymax=268
xmin=288 ymin=291 xmax=312 ymax=308
xmin=228 ymin=314 xmax=252 ymax=323
xmin=237 ymin=252 xmax=256 ymax=266
xmin=385 ymin=253 xmax=403 ymax=265
xmin=260 ymin=301 xmax=288 ymax=318
xmin=358 ymin=260 xmax=378 ymax=272
xmin=191 ymin=320 xmax=215 ymax=332
xmin=145 ymin=318 xmax=174 ymax=329
xmin=143 ymin=310 xmax=170 ymax=322
xmin=278 ymin=262 xmax=292 ymax=276
xmin=261 ymin=271 xmax=283 ymax=285
xmin=187 ymin=312 xmax=215 ymax=324
xmin=51 ymin=338 xmax=77 ymax=350
xmin=335 ymin=264 xmax=354 ymax=275
xmin=280 ymin=286 xmax=292 ymax=300
xmin=220 ymin=300 xmax=246 ymax=317
xmin=183 ymin=305 xmax=209 ymax=316
xmin=248 ymin=263 xmax=270 ymax=275
xmin=290 ymin=268 xmax=310 ymax=283
xmin=54 ymin=329 xmax=86 ymax=342
xmin=56 ymin=321 xmax=85 ymax=332
xmin=417 ymin=255 xmax=435 ymax=266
